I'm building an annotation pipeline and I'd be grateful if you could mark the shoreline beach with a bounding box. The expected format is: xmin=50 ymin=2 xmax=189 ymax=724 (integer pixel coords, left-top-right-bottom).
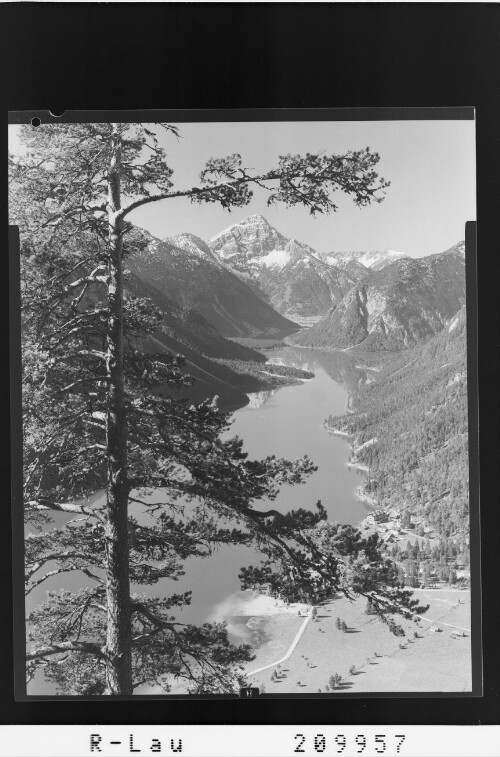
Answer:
xmin=208 ymin=591 xmax=309 ymax=672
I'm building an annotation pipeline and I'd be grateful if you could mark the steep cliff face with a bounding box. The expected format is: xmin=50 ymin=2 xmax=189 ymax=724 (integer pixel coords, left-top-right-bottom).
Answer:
xmin=290 ymin=248 xmax=466 ymax=351
xmin=127 ymin=227 xmax=298 ymax=337
xmin=209 ymin=215 xmax=356 ymax=322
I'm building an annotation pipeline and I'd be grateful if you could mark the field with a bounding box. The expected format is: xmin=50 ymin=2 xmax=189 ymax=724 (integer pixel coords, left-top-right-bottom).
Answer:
xmin=243 ymin=589 xmax=472 ymax=694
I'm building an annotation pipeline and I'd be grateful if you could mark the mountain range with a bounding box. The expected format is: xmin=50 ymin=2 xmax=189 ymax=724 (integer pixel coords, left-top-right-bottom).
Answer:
xmin=126 ymin=216 xmax=469 ymax=586
xmin=318 ymin=249 xmax=409 ymax=271
xmin=209 ymin=215 xmax=357 ymax=323
xmin=289 ymin=244 xmax=466 ymax=351
xmin=125 ymin=272 xmax=263 ymax=363
xmin=126 ymin=216 xmax=466 ymax=374
xmin=127 ymin=228 xmax=297 ymax=338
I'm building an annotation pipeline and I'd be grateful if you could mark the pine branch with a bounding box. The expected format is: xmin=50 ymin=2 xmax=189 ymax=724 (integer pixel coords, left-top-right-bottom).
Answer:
xmin=26 ymin=565 xmax=103 ymax=595
xmin=26 ymin=498 xmax=102 ymax=518
xmin=27 ymin=641 xmax=104 ymax=661
xmin=241 ymin=508 xmax=283 ymax=519
xmin=26 ymin=551 xmax=100 ymax=579
xmin=131 ymin=601 xmax=186 ymax=631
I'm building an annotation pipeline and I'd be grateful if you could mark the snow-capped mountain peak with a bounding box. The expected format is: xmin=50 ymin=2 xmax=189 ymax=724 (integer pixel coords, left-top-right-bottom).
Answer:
xmin=208 ymin=215 xmax=356 ymax=322
xmin=209 ymin=214 xmax=274 ymax=243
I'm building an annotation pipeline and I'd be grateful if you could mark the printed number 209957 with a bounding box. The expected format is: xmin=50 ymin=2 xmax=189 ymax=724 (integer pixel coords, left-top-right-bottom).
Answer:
xmin=294 ymin=733 xmax=406 ymax=754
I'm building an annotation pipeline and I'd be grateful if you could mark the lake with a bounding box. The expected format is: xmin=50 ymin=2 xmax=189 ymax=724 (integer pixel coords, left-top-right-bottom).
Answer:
xmin=147 ymin=345 xmax=371 ymax=626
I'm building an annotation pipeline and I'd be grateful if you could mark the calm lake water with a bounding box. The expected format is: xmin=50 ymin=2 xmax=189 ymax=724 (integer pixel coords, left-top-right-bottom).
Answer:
xmin=150 ymin=345 xmax=371 ymax=626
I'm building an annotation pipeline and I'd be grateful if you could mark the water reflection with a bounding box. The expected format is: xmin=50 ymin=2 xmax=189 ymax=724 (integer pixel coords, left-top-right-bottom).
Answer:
xmin=270 ymin=344 xmax=368 ymax=410
xmin=246 ymin=389 xmax=276 ymax=409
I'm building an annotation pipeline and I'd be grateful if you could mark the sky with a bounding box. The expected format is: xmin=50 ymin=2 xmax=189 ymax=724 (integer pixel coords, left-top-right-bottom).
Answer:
xmin=10 ymin=118 xmax=476 ymax=258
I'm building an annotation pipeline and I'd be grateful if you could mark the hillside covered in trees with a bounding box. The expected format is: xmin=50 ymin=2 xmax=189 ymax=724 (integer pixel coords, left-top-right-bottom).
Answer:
xmin=326 ymin=306 xmax=470 ymax=565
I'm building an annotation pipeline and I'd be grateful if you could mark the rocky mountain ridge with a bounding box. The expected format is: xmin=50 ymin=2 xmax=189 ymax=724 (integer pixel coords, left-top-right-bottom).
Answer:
xmin=319 ymin=249 xmax=409 ymax=271
xmin=209 ymin=215 xmax=357 ymax=322
xmin=290 ymin=247 xmax=466 ymax=351
xmin=129 ymin=216 xmax=466 ymax=356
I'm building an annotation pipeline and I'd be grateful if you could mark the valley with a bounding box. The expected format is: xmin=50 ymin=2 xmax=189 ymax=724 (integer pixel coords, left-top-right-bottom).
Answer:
xmin=13 ymin=119 xmax=476 ymax=699
xmin=125 ymin=213 xmax=470 ymax=597
xmin=150 ymin=214 xmax=471 ymax=693
xmin=26 ymin=209 xmax=473 ymax=696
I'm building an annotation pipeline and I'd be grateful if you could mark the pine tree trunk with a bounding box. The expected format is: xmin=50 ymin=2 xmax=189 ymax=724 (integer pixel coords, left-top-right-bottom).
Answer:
xmin=104 ymin=124 xmax=132 ymax=695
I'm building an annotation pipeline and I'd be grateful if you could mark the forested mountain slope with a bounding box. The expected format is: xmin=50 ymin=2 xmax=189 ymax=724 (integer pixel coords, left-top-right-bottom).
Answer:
xmin=127 ymin=227 xmax=298 ymax=337
xmin=291 ymin=246 xmax=465 ymax=351
xmin=125 ymin=273 xmax=264 ymax=362
xmin=326 ymin=306 xmax=469 ymax=549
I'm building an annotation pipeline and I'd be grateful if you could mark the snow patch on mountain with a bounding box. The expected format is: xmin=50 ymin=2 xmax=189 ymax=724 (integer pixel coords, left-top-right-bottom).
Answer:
xmin=258 ymin=248 xmax=293 ymax=269
xmin=322 ymin=249 xmax=410 ymax=271
xmin=361 ymin=249 xmax=408 ymax=268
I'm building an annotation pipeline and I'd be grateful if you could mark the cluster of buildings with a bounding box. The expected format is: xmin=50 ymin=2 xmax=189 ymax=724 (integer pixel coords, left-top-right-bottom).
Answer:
xmin=361 ymin=508 xmax=471 ymax=588
xmin=362 ymin=508 xmax=436 ymax=545
xmin=362 ymin=508 xmax=403 ymax=544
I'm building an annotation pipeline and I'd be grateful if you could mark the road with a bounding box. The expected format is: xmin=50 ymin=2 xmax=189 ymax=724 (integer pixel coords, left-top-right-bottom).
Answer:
xmin=245 ymin=611 xmax=312 ymax=677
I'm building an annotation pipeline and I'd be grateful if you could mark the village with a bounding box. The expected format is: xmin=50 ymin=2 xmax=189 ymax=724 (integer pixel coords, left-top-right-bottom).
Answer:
xmin=323 ymin=425 xmax=470 ymax=591
xmin=359 ymin=507 xmax=471 ymax=589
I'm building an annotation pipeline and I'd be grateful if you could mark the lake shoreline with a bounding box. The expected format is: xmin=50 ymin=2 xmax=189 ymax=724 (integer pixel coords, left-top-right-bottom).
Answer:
xmin=76 ymin=345 xmax=375 ymax=697
xmin=210 ymin=350 xmax=379 ymax=688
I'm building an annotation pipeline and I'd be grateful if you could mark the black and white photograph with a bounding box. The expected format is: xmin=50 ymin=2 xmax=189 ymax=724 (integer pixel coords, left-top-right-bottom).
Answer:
xmin=9 ymin=113 xmax=478 ymax=699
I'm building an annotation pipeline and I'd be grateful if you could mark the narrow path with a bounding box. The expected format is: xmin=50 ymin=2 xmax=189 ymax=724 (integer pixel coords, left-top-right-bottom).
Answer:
xmin=245 ymin=612 xmax=312 ymax=677
xmin=417 ymin=615 xmax=470 ymax=633
xmin=411 ymin=587 xmax=469 ymax=594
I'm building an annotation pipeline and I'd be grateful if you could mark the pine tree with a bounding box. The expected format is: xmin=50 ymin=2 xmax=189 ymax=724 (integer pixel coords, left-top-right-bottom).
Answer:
xmin=11 ymin=121 xmax=425 ymax=697
xmin=365 ymin=598 xmax=378 ymax=615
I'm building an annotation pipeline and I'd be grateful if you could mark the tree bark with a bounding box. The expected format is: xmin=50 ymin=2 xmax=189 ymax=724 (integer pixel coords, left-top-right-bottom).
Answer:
xmin=104 ymin=124 xmax=132 ymax=695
